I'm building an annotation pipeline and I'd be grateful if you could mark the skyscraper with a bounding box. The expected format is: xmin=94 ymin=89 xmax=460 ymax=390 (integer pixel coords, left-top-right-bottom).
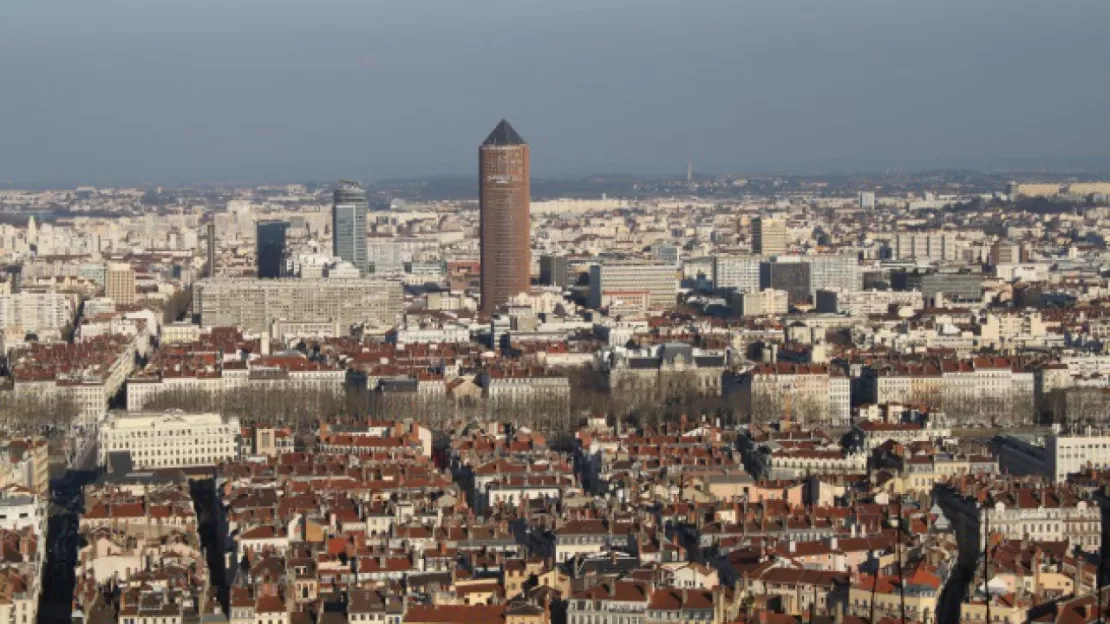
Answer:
xmin=256 ymin=220 xmax=289 ymax=279
xmin=479 ymin=119 xmax=531 ymax=318
xmin=205 ymin=222 xmax=216 ymax=278
xmin=333 ymin=180 xmax=369 ymax=275
xmin=752 ymin=217 xmax=787 ymax=255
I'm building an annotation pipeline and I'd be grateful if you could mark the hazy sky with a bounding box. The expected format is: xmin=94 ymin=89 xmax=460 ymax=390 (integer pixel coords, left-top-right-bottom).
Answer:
xmin=2 ymin=0 xmax=1109 ymax=185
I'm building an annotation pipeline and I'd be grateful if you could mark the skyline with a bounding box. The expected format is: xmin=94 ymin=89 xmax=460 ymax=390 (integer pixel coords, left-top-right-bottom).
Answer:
xmin=2 ymin=0 xmax=1110 ymax=186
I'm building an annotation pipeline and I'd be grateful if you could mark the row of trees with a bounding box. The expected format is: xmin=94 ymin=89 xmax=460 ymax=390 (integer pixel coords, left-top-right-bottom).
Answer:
xmin=133 ymin=369 xmax=745 ymax=436
xmin=0 ymin=394 xmax=81 ymax=444
xmin=141 ymin=387 xmax=355 ymax=430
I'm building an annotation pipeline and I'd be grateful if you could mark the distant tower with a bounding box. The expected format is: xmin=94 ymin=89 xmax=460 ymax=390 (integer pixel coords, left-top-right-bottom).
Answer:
xmin=256 ymin=221 xmax=289 ymax=279
xmin=26 ymin=215 xmax=38 ymax=245
xmin=479 ymin=120 xmax=531 ymax=318
xmin=687 ymin=163 xmax=693 ymax=182
xmin=752 ymin=217 xmax=787 ymax=256
xmin=332 ymin=181 xmax=370 ymax=274
xmin=206 ymin=222 xmax=216 ymax=278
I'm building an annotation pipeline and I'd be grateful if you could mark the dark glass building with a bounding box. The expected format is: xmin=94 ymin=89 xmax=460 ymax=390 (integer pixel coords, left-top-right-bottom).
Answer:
xmin=256 ymin=220 xmax=289 ymax=279
xmin=479 ymin=120 xmax=531 ymax=318
xmin=760 ymin=261 xmax=812 ymax=306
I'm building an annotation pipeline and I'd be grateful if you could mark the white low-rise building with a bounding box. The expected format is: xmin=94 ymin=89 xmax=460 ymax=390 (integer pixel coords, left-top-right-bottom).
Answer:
xmin=98 ymin=411 xmax=240 ymax=469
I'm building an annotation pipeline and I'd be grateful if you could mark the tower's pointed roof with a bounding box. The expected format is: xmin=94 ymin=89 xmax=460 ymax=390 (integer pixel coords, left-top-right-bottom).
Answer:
xmin=482 ymin=119 xmax=526 ymax=146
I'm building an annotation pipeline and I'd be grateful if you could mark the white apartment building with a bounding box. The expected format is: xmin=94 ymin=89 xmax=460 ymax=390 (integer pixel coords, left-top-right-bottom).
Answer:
xmin=815 ymin=289 xmax=924 ymax=316
xmin=588 ymin=262 xmax=677 ymax=310
xmin=0 ymin=293 xmax=76 ymax=333
xmin=891 ymin=231 xmax=964 ymax=262
xmin=98 ymin=411 xmax=240 ymax=469
xmin=714 ymin=255 xmax=763 ymax=292
xmin=801 ymin=254 xmax=861 ymax=293
xmin=194 ymin=277 xmax=403 ymax=333
xmin=367 ymin=237 xmax=440 ymax=275
xmin=480 ymin=371 xmax=572 ymax=410
xmin=735 ymin=288 xmax=788 ymax=317
xmin=981 ymin=491 xmax=1100 ymax=552
xmin=863 ymin=358 xmax=1035 ymax=418
xmin=1046 ymin=431 xmax=1110 ymax=483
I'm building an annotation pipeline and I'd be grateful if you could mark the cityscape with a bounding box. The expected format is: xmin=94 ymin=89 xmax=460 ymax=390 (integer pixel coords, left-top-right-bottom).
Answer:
xmin=4 ymin=3 xmax=1110 ymax=624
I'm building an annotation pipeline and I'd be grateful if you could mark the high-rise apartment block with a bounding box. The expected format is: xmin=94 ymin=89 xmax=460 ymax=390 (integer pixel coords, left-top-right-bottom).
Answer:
xmin=256 ymin=220 xmax=289 ymax=279
xmin=752 ymin=218 xmax=787 ymax=255
xmin=194 ymin=277 xmax=402 ymax=333
xmin=105 ymin=262 xmax=136 ymax=305
xmin=333 ymin=181 xmax=369 ymax=275
xmin=479 ymin=120 xmax=531 ymax=318
xmin=713 ymin=255 xmax=763 ymax=292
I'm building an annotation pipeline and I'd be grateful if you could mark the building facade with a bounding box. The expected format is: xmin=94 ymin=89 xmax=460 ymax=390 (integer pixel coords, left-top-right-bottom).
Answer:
xmin=194 ymin=277 xmax=403 ymax=333
xmin=105 ymin=262 xmax=136 ymax=305
xmin=589 ymin=262 xmax=677 ymax=311
xmin=98 ymin=411 xmax=240 ymax=469
xmin=752 ymin=218 xmax=786 ymax=255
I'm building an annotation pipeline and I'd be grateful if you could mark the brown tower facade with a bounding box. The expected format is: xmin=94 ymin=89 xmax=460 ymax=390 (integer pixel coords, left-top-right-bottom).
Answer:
xmin=479 ymin=119 xmax=531 ymax=318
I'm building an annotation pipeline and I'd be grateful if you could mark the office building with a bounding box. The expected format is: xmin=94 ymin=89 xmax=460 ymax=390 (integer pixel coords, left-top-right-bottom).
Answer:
xmin=333 ymin=180 xmax=369 ymax=275
xmin=256 ymin=220 xmax=289 ymax=279
xmin=760 ymin=261 xmax=810 ymax=306
xmin=589 ymin=261 xmax=677 ymax=310
xmin=98 ymin=411 xmax=240 ymax=469
xmin=539 ymin=255 xmax=570 ymax=288
xmin=752 ymin=218 xmax=786 ymax=255
xmin=194 ymin=277 xmax=403 ymax=333
xmin=893 ymin=269 xmax=984 ymax=302
xmin=858 ymin=191 xmax=876 ymax=211
xmin=105 ymin=263 xmax=136 ymax=305
xmin=479 ymin=119 xmax=531 ymax=318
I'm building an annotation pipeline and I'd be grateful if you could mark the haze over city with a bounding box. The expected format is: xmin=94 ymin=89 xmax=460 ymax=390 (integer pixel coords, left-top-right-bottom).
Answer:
xmin=9 ymin=3 xmax=1110 ymax=624
xmin=3 ymin=0 xmax=1110 ymax=185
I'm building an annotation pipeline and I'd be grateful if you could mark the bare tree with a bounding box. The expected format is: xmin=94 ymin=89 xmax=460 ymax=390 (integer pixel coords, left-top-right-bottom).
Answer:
xmin=0 ymin=393 xmax=81 ymax=445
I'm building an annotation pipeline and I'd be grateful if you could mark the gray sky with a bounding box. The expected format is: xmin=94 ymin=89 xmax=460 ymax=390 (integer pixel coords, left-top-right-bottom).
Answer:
xmin=2 ymin=0 xmax=1109 ymax=185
